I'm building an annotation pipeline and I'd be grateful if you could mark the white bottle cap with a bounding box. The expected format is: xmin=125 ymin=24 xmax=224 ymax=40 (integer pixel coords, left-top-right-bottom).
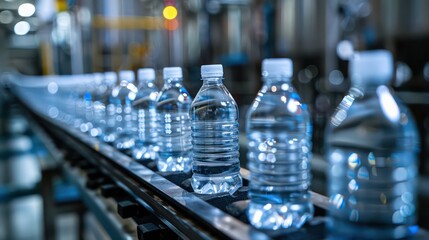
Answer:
xmin=93 ymin=72 xmax=104 ymax=85
xmin=138 ymin=68 xmax=156 ymax=82
xmin=104 ymin=71 xmax=117 ymax=86
xmin=119 ymin=70 xmax=135 ymax=83
xmin=163 ymin=67 xmax=183 ymax=79
xmin=350 ymin=50 xmax=393 ymax=85
xmin=201 ymin=64 xmax=223 ymax=79
xmin=262 ymin=58 xmax=293 ymax=78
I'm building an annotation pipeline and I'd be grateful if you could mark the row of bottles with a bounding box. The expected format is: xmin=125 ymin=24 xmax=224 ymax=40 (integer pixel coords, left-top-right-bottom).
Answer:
xmin=48 ymin=50 xmax=418 ymax=238
xmin=71 ymin=65 xmax=242 ymax=195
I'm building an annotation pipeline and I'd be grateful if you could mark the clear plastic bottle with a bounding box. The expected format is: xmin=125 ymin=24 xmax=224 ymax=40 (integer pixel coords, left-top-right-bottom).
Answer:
xmin=78 ymin=77 xmax=97 ymax=133
xmin=73 ymin=81 xmax=88 ymax=129
xmin=60 ymin=75 xmax=80 ymax=126
xmin=190 ymin=64 xmax=242 ymax=195
xmin=132 ymin=68 xmax=159 ymax=160
xmin=91 ymin=72 xmax=116 ymax=138
xmin=88 ymin=73 xmax=104 ymax=135
xmin=99 ymin=72 xmax=118 ymax=143
xmin=156 ymin=67 xmax=192 ymax=172
xmin=246 ymin=59 xmax=313 ymax=230
xmin=112 ymin=70 xmax=138 ymax=150
xmin=326 ymin=50 xmax=419 ymax=239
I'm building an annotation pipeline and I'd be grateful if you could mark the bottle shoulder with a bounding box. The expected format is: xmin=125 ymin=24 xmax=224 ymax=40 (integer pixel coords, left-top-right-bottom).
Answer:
xmin=157 ymin=86 xmax=192 ymax=102
xmin=136 ymin=88 xmax=158 ymax=100
xmin=137 ymin=85 xmax=159 ymax=93
xmin=134 ymin=92 xmax=158 ymax=109
xmin=156 ymin=86 xmax=192 ymax=113
xmin=190 ymin=84 xmax=239 ymax=121
xmin=327 ymin=89 xmax=419 ymax=150
xmin=192 ymin=84 xmax=237 ymax=106
xmin=330 ymin=90 xmax=415 ymax=127
xmin=247 ymin=89 xmax=309 ymax=119
xmin=110 ymin=84 xmax=137 ymax=103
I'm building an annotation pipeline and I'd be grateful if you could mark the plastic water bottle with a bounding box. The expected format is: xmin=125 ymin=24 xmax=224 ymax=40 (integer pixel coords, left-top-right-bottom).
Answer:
xmin=79 ymin=81 xmax=94 ymax=133
xmin=326 ymin=50 xmax=419 ymax=239
xmin=112 ymin=70 xmax=138 ymax=150
xmin=88 ymin=73 xmax=104 ymax=136
xmin=246 ymin=59 xmax=313 ymax=230
xmin=132 ymin=68 xmax=159 ymax=160
xmin=190 ymin=64 xmax=242 ymax=195
xmin=156 ymin=67 xmax=192 ymax=172
xmin=99 ymin=72 xmax=118 ymax=143
xmin=73 ymin=81 xmax=88 ymax=129
xmin=91 ymin=72 xmax=116 ymax=138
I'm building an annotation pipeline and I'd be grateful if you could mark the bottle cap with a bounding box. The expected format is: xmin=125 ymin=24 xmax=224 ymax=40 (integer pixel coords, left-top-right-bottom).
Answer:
xmin=350 ymin=50 xmax=393 ymax=85
xmin=201 ymin=64 xmax=223 ymax=79
xmin=104 ymin=72 xmax=117 ymax=86
xmin=262 ymin=58 xmax=293 ymax=78
xmin=163 ymin=67 xmax=182 ymax=79
xmin=93 ymin=72 xmax=104 ymax=85
xmin=138 ymin=68 xmax=156 ymax=82
xmin=119 ymin=70 xmax=135 ymax=83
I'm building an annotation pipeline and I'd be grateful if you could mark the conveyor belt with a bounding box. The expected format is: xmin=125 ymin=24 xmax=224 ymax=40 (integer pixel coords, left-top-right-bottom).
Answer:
xmin=29 ymin=101 xmax=326 ymax=239
xmin=9 ymin=85 xmax=429 ymax=240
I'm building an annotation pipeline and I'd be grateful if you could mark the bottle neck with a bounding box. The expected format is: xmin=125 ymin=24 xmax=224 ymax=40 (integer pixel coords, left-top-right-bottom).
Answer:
xmin=105 ymin=82 xmax=116 ymax=89
xmin=264 ymin=76 xmax=291 ymax=84
xmin=120 ymin=80 xmax=132 ymax=86
xmin=348 ymin=82 xmax=393 ymax=101
xmin=352 ymin=82 xmax=388 ymax=93
xmin=263 ymin=76 xmax=293 ymax=90
xmin=138 ymin=81 xmax=155 ymax=88
xmin=202 ymin=77 xmax=223 ymax=85
xmin=165 ymin=78 xmax=183 ymax=86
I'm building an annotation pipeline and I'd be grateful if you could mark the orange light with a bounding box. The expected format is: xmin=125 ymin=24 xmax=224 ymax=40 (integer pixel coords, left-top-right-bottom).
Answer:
xmin=164 ymin=19 xmax=178 ymax=31
xmin=163 ymin=6 xmax=178 ymax=20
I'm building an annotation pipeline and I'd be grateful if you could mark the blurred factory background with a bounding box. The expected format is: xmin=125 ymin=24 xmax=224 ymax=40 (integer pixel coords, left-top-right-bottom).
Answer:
xmin=1 ymin=0 xmax=429 ymax=239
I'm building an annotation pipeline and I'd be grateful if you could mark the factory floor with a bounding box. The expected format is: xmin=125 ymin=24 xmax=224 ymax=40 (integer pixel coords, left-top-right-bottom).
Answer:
xmin=0 ymin=105 xmax=85 ymax=240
